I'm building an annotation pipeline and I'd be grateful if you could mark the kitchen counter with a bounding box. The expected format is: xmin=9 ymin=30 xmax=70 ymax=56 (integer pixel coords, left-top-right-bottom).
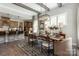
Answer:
xmin=0 ymin=30 xmax=23 ymax=35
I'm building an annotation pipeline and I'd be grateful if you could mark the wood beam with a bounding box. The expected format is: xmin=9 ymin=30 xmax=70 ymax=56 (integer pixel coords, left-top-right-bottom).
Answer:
xmin=36 ymin=3 xmax=50 ymax=11
xmin=13 ymin=3 xmax=41 ymax=14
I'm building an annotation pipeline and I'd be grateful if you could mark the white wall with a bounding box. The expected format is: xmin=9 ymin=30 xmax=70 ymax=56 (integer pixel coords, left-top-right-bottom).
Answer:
xmin=77 ymin=7 xmax=79 ymax=46
xmin=43 ymin=3 xmax=79 ymax=45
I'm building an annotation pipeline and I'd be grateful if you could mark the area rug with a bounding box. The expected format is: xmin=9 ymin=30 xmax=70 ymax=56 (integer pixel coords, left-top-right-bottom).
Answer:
xmin=17 ymin=40 xmax=53 ymax=56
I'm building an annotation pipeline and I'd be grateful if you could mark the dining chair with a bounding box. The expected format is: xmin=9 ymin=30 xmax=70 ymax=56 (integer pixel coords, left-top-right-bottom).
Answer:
xmin=38 ymin=36 xmax=53 ymax=56
xmin=28 ymin=34 xmax=37 ymax=46
xmin=54 ymin=37 xmax=72 ymax=56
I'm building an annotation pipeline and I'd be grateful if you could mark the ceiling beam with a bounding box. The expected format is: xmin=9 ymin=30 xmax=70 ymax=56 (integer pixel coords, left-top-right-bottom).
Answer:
xmin=57 ymin=3 xmax=62 ymax=7
xmin=36 ymin=3 xmax=50 ymax=11
xmin=13 ymin=3 xmax=41 ymax=14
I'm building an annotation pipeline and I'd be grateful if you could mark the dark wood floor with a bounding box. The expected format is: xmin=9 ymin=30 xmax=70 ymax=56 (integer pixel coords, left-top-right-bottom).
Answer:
xmin=0 ymin=39 xmax=79 ymax=56
xmin=0 ymin=40 xmax=26 ymax=56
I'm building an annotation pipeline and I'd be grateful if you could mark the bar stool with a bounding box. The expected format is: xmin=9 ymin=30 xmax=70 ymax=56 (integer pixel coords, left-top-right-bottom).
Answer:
xmin=0 ymin=31 xmax=5 ymax=43
xmin=5 ymin=30 xmax=9 ymax=44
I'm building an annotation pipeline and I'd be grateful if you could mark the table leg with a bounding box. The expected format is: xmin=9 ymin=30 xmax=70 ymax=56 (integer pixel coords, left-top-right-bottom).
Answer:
xmin=47 ymin=41 xmax=50 ymax=56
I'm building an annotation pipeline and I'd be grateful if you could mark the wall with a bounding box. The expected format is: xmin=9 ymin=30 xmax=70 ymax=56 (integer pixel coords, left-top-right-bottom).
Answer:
xmin=77 ymin=8 xmax=79 ymax=46
xmin=42 ymin=3 xmax=79 ymax=45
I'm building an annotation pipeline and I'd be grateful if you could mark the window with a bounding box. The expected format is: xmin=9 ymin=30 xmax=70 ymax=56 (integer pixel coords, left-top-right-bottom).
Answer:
xmin=58 ymin=13 xmax=67 ymax=26
xmin=50 ymin=12 xmax=67 ymax=26
xmin=50 ymin=16 xmax=57 ymax=26
xmin=44 ymin=13 xmax=67 ymax=29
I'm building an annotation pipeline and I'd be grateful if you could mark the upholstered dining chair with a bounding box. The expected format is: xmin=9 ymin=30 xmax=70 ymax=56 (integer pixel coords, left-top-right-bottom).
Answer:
xmin=38 ymin=35 xmax=53 ymax=56
xmin=54 ymin=37 xmax=72 ymax=56
xmin=41 ymin=40 xmax=53 ymax=56
xmin=28 ymin=34 xmax=37 ymax=46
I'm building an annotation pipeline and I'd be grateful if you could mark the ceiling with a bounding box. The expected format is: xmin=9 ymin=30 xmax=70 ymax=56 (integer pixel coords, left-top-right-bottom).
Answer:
xmin=0 ymin=3 xmax=63 ymax=21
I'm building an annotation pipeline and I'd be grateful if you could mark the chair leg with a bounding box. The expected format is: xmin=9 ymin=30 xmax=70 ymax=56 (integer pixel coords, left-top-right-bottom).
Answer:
xmin=47 ymin=42 xmax=50 ymax=56
xmin=31 ymin=40 xmax=34 ymax=47
xmin=40 ymin=41 xmax=43 ymax=54
xmin=28 ymin=38 xmax=30 ymax=44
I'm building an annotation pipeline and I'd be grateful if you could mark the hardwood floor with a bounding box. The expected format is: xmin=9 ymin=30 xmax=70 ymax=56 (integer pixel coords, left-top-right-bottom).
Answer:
xmin=0 ymin=40 xmax=26 ymax=56
xmin=0 ymin=39 xmax=79 ymax=56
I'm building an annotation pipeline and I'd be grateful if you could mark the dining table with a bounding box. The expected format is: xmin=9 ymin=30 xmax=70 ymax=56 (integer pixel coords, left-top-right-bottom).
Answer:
xmin=28 ymin=33 xmax=63 ymax=55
